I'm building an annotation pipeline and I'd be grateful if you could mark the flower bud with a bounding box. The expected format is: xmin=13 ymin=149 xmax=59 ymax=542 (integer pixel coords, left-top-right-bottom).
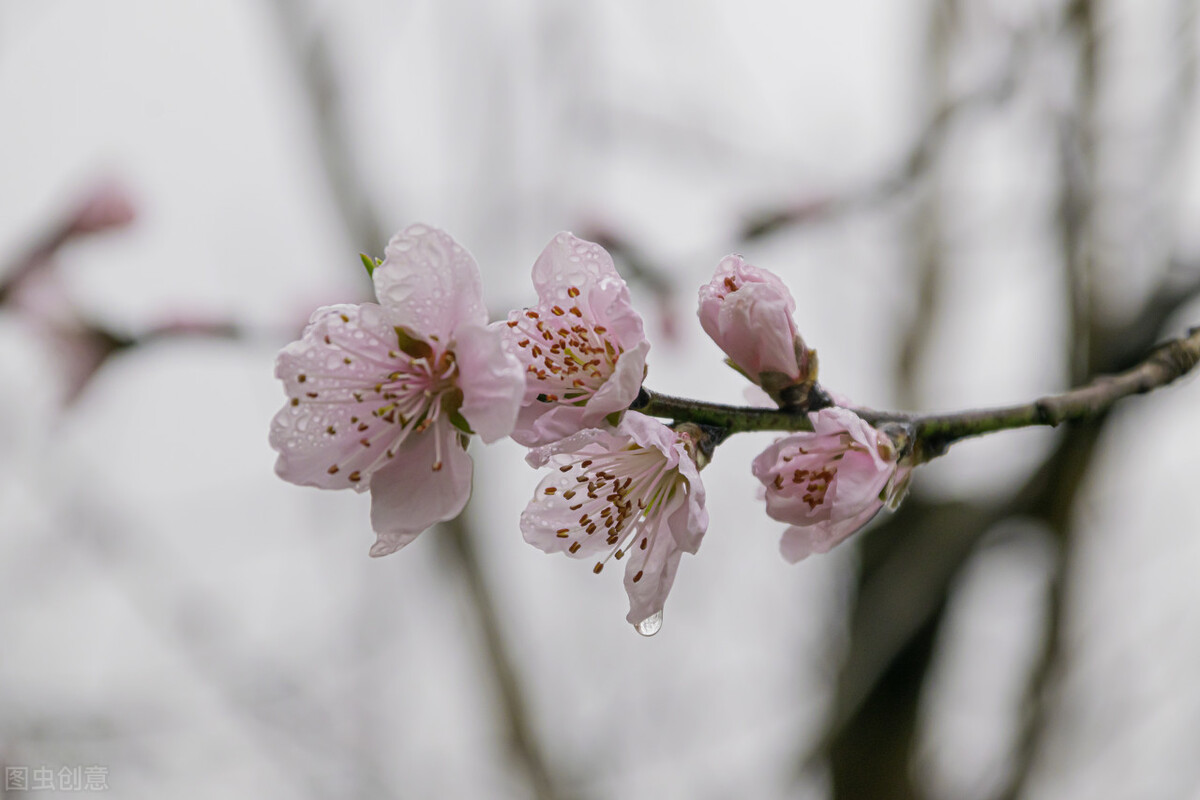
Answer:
xmin=697 ymin=255 xmax=813 ymax=401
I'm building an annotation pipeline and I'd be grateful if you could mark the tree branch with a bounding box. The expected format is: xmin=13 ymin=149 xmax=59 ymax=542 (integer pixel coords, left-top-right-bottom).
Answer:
xmin=632 ymin=327 xmax=1200 ymax=456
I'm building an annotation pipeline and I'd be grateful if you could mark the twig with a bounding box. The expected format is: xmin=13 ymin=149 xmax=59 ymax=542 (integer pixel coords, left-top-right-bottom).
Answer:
xmin=633 ymin=327 xmax=1200 ymax=452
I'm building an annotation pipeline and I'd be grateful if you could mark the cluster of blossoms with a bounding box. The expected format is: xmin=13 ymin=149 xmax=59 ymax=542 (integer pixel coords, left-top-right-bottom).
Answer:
xmin=271 ymin=224 xmax=913 ymax=635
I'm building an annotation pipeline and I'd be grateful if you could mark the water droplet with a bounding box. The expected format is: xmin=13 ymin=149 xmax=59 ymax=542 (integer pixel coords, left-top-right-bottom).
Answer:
xmin=634 ymin=611 xmax=663 ymax=637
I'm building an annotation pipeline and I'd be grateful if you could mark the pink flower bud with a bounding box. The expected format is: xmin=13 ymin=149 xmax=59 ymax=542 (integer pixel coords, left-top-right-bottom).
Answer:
xmin=752 ymin=407 xmax=911 ymax=562
xmin=697 ymin=255 xmax=807 ymax=386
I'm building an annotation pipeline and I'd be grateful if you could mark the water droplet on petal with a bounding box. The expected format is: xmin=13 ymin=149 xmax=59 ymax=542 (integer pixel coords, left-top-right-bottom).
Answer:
xmin=634 ymin=611 xmax=663 ymax=637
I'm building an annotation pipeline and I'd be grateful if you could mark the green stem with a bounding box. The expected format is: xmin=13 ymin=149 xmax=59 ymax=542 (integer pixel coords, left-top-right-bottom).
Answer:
xmin=632 ymin=327 xmax=1200 ymax=459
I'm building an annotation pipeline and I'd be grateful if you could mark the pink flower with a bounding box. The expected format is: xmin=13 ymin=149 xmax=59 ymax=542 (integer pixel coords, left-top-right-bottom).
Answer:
xmin=751 ymin=407 xmax=911 ymax=563
xmin=270 ymin=224 xmax=524 ymax=556
xmin=697 ymin=255 xmax=809 ymax=388
xmin=521 ymin=412 xmax=708 ymax=634
xmin=503 ymin=233 xmax=650 ymax=446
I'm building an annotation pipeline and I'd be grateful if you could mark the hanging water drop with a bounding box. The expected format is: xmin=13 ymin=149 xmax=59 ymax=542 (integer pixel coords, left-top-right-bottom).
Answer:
xmin=634 ymin=610 xmax=663 ymax=637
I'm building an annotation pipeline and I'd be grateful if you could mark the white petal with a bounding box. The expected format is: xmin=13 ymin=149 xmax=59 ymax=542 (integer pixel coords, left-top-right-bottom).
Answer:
xmin=270 ymin=303 xmax=418 ymax=491
xmin=454 ymin=323 xmax=525 ymax=443
xmin=531 ymin=232 xmax=622 ymax=303
xmin=374 ymin=224 xmax=488 ymax=344
xmin=368 ymin=423 xmax=473 ymax=556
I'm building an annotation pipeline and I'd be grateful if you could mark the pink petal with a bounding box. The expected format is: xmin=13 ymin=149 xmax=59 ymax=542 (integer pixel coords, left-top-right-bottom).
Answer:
xmin=520 ymin=467 xmax=613 ymax=560
xmin=454 ymin=323 xmax=525 ymax=443
xmin=671 ymin=455 xmax=709 ymax=552
xmin=524 ymin=427 xmax=625 ymax=469
xmin=531 ymin=232 xmax=622 ymax=303
xmin=617 ymin=411 xmax=682 ymax=466
xmin=368 ymin=422 xmax=473 ymax=556
xmin=580 ymin=276 xmax=649 ymax=356
xmin=779 ymin=500 xmax=882 ymax=563
xmin=270 ymin=303 xmax=417 ymax=491
xmin=825 ymin=448 xmax=893 ymax=521
xmin=710 ymin=283 xmax=800 ymax=378
xmin=622 ymin=493 xmax=689 ymax=626
xmin=581 ymin=338 xmax=650 ymax=424
xmin=373 ymin=224 xmax=488 ymax=344
xmin=506 ymin=233 xmax=650 ymax=447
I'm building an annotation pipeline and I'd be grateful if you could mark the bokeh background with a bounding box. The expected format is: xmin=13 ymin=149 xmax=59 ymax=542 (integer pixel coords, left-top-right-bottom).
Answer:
xmin=2 ymin=0 xmax=1199 ymax=798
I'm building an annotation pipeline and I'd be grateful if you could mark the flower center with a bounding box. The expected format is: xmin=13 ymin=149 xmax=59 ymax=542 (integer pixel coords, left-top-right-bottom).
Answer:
xmin=506 ymin=290 xmax=621 ymax=405
xmin=314 ymin=327 xmax=462 ymax=483
xmin=787 ymin=465 xmax=835 ymax=510
xmin=544 ymin=440 xmax=681 ymax=582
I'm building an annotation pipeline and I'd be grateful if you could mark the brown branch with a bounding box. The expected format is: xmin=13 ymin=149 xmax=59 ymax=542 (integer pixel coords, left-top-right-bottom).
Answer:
xmin=635 ymin=327 xmax=1200 ymax=455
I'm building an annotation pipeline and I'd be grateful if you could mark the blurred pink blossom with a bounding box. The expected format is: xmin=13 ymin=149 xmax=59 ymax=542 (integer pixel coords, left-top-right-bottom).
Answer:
xmin=520 ymin=412 xmax=707 ymax=634
xmin=503 ymin=232 xmax=649 ymax=446
xmin=270 ymin=224 xmax=524 ymax=556
xmin=65 ymin=180 xmax=137 ymax=236
xmin=752 ymin=406 xmax=911 ymax=562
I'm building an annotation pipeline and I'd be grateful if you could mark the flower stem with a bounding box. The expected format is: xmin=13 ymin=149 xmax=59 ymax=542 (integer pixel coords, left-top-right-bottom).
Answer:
xmin=633 ymin=326 xmax=1200 ymax=459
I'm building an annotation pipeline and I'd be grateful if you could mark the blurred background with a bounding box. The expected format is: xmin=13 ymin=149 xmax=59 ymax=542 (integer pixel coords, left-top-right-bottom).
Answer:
xmin=2 ymin=0 xmax=1199 ymax=797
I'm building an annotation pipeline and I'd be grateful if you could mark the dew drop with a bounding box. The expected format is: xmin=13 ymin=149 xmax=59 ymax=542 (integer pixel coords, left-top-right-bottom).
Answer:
xmin=634 ymin=611 xmax=663 ymax=637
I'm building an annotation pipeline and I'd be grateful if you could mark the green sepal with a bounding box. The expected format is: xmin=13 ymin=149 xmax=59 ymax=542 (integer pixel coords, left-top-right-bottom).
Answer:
xmin=449 ymin=410 xmax=475 ymax=436
xmin=360 ymin=253 xmax=384 ymax=276
xmin=605 ymin=410 xmax=623 ymax=427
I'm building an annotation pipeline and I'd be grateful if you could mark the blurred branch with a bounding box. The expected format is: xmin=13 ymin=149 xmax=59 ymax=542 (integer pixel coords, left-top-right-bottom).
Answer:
xmin=264 ymin=0 xmax=386 ymax=260
xmin=739 ymin=29 xmax=1021 ymax=242
xmin=0 ymin=181 xmax=135 ymax=305
xmin=896 ymin=0 xmax=954 ymax=410
xmin=579 ymin=226 xmax=674 ymax=299
xmin=577 ymin=225 xmax=681 ymax=341
xmin=262 ymin=4 xmax=564 ymax=797
xmin=442 ymin=515 xmax=563 ymax=800
xmin=1055 ymin=0 xmax=1101 ymax=385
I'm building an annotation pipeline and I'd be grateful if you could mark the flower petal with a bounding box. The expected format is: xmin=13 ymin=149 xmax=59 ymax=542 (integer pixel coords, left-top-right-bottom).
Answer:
xmin=779 ymin=500 xmax=882 ymax=563
xmin=698 ymin=255 xmax=801 ymax=380
xmin=617 ymin=411 xmax=682 ymax=466
xmin=520 ymin=460 xmax=614 ymax=560
xmin=711 ymin=283 xmax=800 ymax=378
xmin=531 ymin=232 xmax=622 ymax=302
xmin=270 ymin=303 xmax=418 ymax=491
xmin=506 ymin=233 xmax=650 ymax=447
xmin=454 ymin=322 xmax=525 ymax=443
xmin=580 ymin=338 xmax=650 ymax=424
xmin=374 ymin=224 xmax=488 ymax=344
xmin=367 ymin=421 xmax=473 ymax=556
xmin=623 ymin=493 xmax=689 ymax=626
